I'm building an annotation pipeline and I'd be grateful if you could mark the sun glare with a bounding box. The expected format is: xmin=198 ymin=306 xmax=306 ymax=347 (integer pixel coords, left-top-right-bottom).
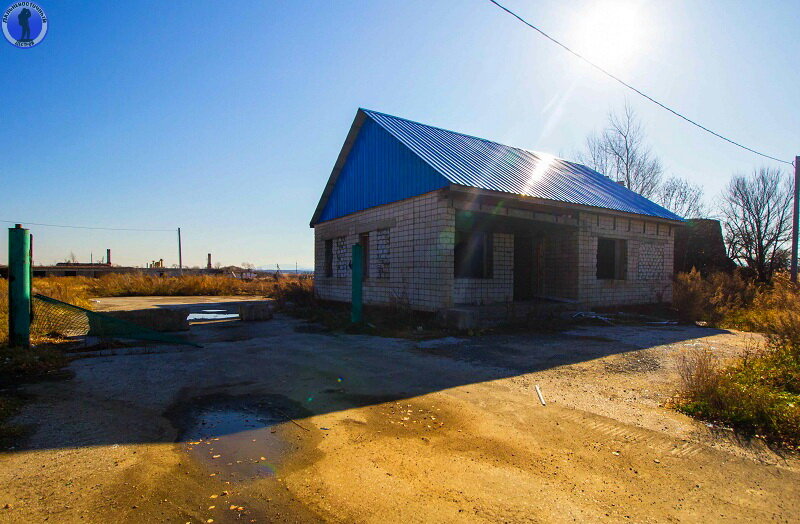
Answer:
xmin=522 ymin=152 xmax=556 ymax=194
xmin=570 ymin=0 xmax=649 ymax=71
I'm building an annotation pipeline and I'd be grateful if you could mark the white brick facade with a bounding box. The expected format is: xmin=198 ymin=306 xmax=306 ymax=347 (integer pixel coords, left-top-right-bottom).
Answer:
xmin=314 ymin=191 xmax=675 ymax=311
xmin=314 ymin=191 xmax=455 ymax=311
xmin=575 ymin=213 xmax=674 ymax=306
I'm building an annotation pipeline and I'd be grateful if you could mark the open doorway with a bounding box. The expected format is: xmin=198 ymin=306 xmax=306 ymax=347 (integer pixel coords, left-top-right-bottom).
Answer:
xmin=513 ymin=235 xmax=543 ymax=301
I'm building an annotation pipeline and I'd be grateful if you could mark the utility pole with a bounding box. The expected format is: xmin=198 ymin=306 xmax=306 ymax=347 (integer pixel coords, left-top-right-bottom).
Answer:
xmin=791 ymin=156 xmax=799 ymax=283
xmin=177 ymin=227 xmax=183 ymax=275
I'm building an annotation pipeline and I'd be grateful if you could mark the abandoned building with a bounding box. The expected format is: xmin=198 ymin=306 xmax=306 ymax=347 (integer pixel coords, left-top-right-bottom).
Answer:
xmin=310 ymin=109 xmax=683 ymax=320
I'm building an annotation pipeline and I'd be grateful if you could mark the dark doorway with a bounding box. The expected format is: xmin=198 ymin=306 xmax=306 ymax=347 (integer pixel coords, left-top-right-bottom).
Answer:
xmin=514 ymin=236 xmax=533 ymax=301
xmin=514 ymin=235 xmax=545 ymax=301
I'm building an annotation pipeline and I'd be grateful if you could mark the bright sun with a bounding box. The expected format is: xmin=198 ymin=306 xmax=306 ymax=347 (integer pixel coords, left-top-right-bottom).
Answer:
xmin=570 ymin=0 xmax=649 ymax=71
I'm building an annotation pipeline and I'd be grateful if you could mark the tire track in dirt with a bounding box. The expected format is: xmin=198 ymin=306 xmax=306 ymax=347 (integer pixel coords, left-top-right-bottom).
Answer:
xmin=556 ymin=405 xmax=719 ymax=458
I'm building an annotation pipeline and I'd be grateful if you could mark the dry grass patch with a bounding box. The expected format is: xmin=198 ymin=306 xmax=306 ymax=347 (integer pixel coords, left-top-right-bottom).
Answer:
xmin=86 ymin=273 xmax=273 ymax=297
xmin=672 ymin=270 xmax=800 ymax=333
xmin=673 ymin=271 xmax=800 ymax=446
xmin=676 ymin=343 xmax=800 ymax=446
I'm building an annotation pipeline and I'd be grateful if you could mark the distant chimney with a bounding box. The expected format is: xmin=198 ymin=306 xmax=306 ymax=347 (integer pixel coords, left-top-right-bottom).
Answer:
xmin=106 ymin=248 xmax=112 ymax=265
xmin=207 ymin=253 xmax=212 ymax=269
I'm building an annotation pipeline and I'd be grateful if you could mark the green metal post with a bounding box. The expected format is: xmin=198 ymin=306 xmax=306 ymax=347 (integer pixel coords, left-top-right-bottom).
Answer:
xmin=8 ymin=224 xmax=31 ymax=348
xmin=351 ymin=243 xmax=363 ymax=324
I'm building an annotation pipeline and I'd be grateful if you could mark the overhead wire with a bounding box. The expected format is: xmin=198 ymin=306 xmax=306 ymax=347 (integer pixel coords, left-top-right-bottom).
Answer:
xmin=0 ymin=220 xmax=174 ymax=232
xmin=487 ymin=0 xmax=793 ymax=166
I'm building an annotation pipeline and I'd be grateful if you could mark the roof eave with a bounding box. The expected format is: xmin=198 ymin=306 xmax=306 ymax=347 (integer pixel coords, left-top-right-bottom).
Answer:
xmin=449 ymin=185 xmax=685 ymax=224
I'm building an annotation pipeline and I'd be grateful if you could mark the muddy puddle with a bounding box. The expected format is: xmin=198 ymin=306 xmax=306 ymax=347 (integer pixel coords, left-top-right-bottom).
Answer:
xmin=167 ymin=395 xmax=308 ymax=482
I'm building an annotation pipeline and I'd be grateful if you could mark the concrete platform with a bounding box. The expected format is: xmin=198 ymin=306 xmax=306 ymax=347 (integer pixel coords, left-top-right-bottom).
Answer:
xmin=103 ymin=308 xmax=191 ymax=332
xmin=92 ymin=297 xmax=276 ymax=331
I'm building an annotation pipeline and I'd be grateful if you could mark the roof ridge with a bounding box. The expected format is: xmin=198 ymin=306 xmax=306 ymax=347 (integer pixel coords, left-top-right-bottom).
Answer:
xmin=360 ymin=108 xmax=579 ymax=167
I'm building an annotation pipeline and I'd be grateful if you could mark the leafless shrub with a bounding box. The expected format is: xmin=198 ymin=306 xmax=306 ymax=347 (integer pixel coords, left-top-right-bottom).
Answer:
xmin=678 ymin=348 xmax=720 ymax=399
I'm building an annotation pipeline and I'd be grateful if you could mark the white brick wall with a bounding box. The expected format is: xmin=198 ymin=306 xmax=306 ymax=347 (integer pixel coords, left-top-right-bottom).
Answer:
xmin=374 ymin=228 xmax=390 ymax=279
xmin=576 ymin=212 xmax=674 ymax=306
xmin=638 ymin=242 xmax=666 ymax=280
xmin=314 ymin=191 xmax=455 ymax=312
xmin=333 ymin=236 xmax=349 ymax=278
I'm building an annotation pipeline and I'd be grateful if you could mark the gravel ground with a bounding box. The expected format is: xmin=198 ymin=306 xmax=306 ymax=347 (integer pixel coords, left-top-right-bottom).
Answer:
xmin=0 ymin=297 xmax=797 ymax=523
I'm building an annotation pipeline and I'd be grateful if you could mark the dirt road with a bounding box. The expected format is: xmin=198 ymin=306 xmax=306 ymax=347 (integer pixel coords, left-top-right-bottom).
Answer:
xmin=1 ymin=297 xmax=797 ymax=522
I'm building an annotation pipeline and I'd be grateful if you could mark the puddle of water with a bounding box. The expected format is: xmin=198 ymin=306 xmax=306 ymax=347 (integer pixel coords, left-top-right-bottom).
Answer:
xmin=182 ymin=408 xmax=288 ymax=481
xmin=187 ymin=312 xmax=240 ymax=321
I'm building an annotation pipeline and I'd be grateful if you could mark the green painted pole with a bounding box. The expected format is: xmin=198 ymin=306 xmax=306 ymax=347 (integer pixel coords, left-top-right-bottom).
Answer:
xmin=8 ymin=224 xmax=31 ymax=348
xmin=351 ymin=243 xmax=363 ymax=324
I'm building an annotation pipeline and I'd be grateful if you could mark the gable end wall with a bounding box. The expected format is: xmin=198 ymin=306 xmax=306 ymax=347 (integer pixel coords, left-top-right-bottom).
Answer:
xmin=314 ymin=191 xmax=454 ymax=312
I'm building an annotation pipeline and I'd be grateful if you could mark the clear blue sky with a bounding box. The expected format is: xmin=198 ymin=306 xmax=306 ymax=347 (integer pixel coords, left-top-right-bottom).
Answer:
xmin=1 ymin=1 xmax=797 ymax=268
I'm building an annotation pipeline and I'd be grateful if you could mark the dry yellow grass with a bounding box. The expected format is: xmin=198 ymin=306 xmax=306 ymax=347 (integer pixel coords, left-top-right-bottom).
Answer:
xmin=673 ymin=270 xmax=800 ymax=445
xmin=673 ymin=269 xmax=800 ymax=334
xmin=85 ymin=273 xmax=303 ymax=298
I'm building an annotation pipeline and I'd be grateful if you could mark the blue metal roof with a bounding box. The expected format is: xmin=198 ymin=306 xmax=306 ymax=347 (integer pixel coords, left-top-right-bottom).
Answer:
xmin=311 ymin=109 xmax=683 ymax=225
xmin=317 ymin=117 xmax=449 ymax=223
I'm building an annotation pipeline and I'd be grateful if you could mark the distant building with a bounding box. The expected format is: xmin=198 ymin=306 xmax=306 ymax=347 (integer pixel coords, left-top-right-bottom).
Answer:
xmin=310 ymin=109 xmax=683 ymax=317
xmin=674 ymin=219 xmax=735 ymax=274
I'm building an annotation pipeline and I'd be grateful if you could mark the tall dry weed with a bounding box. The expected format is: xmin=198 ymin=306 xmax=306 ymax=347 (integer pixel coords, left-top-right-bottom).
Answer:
xmin=677 ymin=348 xmax=721 ymax=400
xmin=673 ymin=269 xmax=755 ymax=324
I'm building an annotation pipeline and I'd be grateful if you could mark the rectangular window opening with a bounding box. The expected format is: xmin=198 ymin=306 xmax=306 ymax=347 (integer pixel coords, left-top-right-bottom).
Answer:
xmin=324 ymin=239 xmax=333 ymax=277
xmin=455 ymin=230 xmax=493 ymax=279
xmin=359 ymin=232 xmax=370 ymax=280
xmin=596 ymin=237 xmax=627 ymax=280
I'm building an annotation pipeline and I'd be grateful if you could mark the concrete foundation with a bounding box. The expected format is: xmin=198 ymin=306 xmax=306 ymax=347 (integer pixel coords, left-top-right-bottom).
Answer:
xmin=239 ymin=303 xmax=274 ymax=321
xmin=103 ymin=308 xmax=190 ymax=332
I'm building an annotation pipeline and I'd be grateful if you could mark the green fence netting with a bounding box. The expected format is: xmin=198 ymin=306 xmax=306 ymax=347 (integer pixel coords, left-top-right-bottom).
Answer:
xmin=31 ymin=293 xmax=201 ymax=347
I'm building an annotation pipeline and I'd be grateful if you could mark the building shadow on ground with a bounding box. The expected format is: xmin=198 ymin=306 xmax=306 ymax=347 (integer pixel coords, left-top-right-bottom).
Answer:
xmin=9 ymin=315 xmax=731 ymax=452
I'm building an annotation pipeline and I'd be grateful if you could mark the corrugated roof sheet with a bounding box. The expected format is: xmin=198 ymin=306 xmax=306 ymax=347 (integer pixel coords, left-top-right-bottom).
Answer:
xmin=361 ymin=109 xmax=683 ymax=221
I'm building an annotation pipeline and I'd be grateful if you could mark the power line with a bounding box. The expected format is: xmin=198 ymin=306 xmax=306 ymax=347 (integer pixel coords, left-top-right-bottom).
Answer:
xmin=0 ymin=220 xmax=174 ymax=232
xmin=487 ymin=0 xmax=793 ymax=166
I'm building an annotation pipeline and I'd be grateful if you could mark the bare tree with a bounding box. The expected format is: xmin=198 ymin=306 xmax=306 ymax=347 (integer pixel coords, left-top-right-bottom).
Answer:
xmin=656 ymin=176 xmax=706 ymax=218
xmin=577 ymin=103 xmax=663 ymax=198
xmin=720 ymin=167 xmax=793 ymax=282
